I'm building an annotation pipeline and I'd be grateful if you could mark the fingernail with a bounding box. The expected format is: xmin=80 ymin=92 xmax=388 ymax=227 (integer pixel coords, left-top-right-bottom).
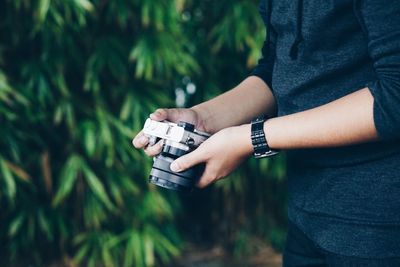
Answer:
xmin=139 ymin=136 xmax=147 ymax=145
xmin=150 ymin=111 xmax=161 ymax=117
xmin=170 ymin=161 xmax=181 ymax=172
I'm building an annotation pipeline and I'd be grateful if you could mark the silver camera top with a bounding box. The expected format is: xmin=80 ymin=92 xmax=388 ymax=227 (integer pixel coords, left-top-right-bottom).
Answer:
xmin=142 ymin=118 xmax=209 ymax=148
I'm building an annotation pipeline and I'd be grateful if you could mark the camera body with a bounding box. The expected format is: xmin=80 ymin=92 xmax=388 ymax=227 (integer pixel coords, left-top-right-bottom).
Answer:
xmin=142 ymin=118 xmax=210 ymax=192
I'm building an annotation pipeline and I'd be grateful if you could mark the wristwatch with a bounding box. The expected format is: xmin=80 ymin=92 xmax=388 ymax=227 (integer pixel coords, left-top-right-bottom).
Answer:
xmin=251 ymin=116 xmax=279 ymax=158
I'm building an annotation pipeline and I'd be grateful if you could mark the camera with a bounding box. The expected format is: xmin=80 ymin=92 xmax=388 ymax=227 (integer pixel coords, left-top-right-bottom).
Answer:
xmin=142 ymin=118 xmax=210 ymax=192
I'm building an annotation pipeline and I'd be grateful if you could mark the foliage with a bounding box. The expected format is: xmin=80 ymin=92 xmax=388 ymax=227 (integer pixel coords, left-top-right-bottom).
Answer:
xmin=0 ymin=0 xmax=287 ymax=266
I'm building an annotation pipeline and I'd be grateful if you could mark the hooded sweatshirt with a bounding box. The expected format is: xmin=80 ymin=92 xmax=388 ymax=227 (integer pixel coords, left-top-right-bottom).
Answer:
xmin=251 ymin=0 xmax=400 ymax=257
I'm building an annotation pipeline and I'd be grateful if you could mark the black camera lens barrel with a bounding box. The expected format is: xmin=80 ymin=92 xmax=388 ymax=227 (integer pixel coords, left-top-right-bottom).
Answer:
xmin=162 ymin=144 xmax=187 ymax=158
xmin=149 ymin=155 xmax=201 ymax=192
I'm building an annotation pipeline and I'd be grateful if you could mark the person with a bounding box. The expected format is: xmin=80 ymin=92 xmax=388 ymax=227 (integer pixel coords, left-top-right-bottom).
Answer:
xmin=133 ymin=0 xmax=400 ymax=266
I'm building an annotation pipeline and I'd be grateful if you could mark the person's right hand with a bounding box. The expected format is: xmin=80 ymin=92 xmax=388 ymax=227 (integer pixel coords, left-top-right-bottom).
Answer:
xmin=132 ymin=108 xmax=206 ymax=157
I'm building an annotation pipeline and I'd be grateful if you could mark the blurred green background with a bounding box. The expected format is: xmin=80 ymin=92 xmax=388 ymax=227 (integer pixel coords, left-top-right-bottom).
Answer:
xmin=0 ymin=0 xmax=287 ymax=266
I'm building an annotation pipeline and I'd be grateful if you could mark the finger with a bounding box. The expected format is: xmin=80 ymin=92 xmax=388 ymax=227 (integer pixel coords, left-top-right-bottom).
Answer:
xmin=132 ymin=131 xmax=149 ymax=148
xmin=144 ymin=139 xmax=164 ymax=157
xmin=170 ymin=149 xmax=206 ymax=173
xmin=149 ymin=109 xmax=168 ymax=121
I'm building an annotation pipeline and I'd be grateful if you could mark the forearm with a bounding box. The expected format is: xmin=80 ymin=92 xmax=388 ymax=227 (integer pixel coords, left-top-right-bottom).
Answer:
xmin=236 ymin=87 xmax=380 ymax=155
xmin=266 ymin=88 xmax=379 ymax=149
xmin=191 ymin=76 xmax=276 ymax=133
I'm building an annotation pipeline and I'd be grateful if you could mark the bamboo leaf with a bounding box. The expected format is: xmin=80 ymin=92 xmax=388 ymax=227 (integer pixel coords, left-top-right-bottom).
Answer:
xmin=4 ymin=160 xmax=30 ymax=182
xmin=82 ymin=121 xmax=97 ymax=157
xmin=81 ymin=162 xmax=114 ymax=210
xmin=41 ymin=151 xmax=52 ymax=194
xmin=52 ymin=155 xmax=80 ymax=206
xmin=132 ymin=232 xmax=144 ymax=267
xmin=0 ymin=158 xmax=16 ymax=199
xmin=73 ymin=0 xmax=94 ymax=12
xmin=101 ymin=247 xmax=114 ymax=267
xmin=123 ymin=236 xmax=135 ymax=267
xmin=73 ymin=243 xmax=90 ymax=264
xmin=37 ymin=209 xmax=53 ymax=241
xmin=144 ymin=234 xmax=155 ymax=266
xmin=38 ymin=0 xmax=51 ymax=22
xmin=8 ymin=213 xmax=25 ymax=238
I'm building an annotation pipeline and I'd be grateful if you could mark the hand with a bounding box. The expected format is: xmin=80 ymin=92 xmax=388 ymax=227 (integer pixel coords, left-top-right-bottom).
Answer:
xmin=132 ymin=108 xmax=206 ymax=156
xmin=170 ymin=125 xmax=253 ymax=188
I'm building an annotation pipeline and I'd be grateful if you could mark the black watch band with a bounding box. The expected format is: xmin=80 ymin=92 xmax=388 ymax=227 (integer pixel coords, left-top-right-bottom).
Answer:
xmin=251 ymin=116 xmax=279 ymax=158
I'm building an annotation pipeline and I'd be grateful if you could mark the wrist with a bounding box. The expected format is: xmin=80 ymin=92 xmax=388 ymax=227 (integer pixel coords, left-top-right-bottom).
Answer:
xmin=190 ymin=104 xmax=214 ymax=134
xmin=231 ymin=124 xmax=254 ymax=157
xmin=263 ymin=118 xmax=278 ymax=149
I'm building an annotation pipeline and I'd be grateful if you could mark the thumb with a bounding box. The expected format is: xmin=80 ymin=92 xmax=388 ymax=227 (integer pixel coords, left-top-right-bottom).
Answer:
xmin=170 ymin=149 xmax=205 ymax=172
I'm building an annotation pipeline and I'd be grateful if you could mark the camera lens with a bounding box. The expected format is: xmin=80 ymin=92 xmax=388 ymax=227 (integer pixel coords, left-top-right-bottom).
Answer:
xmin=149 ymin=145 xmax=202 ymax=192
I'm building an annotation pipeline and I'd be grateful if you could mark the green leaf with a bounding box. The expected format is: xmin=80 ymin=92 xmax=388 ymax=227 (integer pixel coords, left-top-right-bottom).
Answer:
xmin=73 ymin=243 xmax=90 ymax=264
xmin=38 ymin=0 xmax=51 ymax=22
xmin=8 ymin=213 xmax=25 ymax=237
xmin=144 ymin=234 xmax=155 ymax=266
xmin=101 ymin=247 xmax=114 ymax=267
xmin=0 ymin=158 xmax=16 ymax=199
xmin=82 ymin=121 xmax=97 ymax=157
xmin=127 ymin=232 xmax=144 ymax=267
xmin=37 ymin=209 xmax=53 ymax=241
xmin=81 ymin=162 xmax=114 ymax=210
xmin=73 ymin=0 xmax=94 ymax=12
xmin=123 ymin=235 xmax=135 ymax=267
xmin=52 ymin=155 xmax=80 ymax=206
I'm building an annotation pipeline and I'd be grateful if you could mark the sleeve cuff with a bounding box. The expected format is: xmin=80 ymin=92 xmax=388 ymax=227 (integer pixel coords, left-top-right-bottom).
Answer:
xmin=249 ymin=66 xmax=273 ymax=90
xmin=367 ymin=81 xmax=400 ymax=140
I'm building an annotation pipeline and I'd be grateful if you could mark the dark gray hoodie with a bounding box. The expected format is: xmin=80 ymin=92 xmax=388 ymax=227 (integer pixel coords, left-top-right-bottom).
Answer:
xmin=251 ymin=0 xmax=400 ymax=257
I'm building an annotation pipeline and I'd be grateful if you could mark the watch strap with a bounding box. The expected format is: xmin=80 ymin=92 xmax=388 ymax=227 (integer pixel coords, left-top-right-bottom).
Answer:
xmin=251 ymin=116 xmax=279 ymax=158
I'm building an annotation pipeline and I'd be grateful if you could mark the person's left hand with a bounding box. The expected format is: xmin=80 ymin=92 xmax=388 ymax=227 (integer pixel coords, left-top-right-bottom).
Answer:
xmin=170 ymin=125 xmax=253 ymax=188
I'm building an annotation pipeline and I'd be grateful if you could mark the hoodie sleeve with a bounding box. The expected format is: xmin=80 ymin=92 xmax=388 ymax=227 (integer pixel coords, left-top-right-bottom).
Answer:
xmin=354 ymin=0 xmax=400 ymax=140
xmin=250 ymin=0 xmax=276 ymax=89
